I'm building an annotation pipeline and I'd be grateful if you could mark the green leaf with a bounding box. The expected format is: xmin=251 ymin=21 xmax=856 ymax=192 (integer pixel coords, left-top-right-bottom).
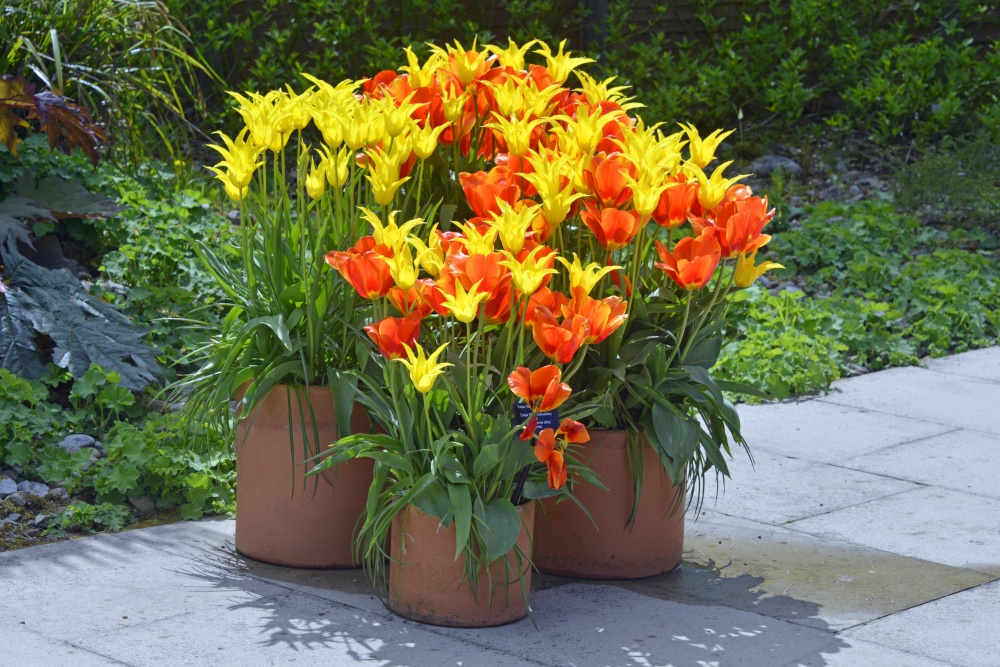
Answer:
xmin=326 ymin=369 xmax=358 ymax=440
xmin=102 ymin=463 xmax=140 ymax=494
xmin=448 ymin=483 xmax=472 ymax=560
xmin=474 ymin=497 xmax=521 ymax=561
xmin=682 ymin=334 xmax=722 ymax=369
xmin=438 ymin=454 xmax=470 ymax=484
xmin=472 ymin=442 xmax=500 ymax=478
xmin=412 ymin=478 xmax=451 ymax=521
xmin=651 ymin=402 xmax=700 ymax=463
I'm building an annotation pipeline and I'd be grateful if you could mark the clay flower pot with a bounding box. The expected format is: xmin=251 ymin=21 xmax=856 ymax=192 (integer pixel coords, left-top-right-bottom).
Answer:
xmin=235 ymin=384 xmax=374 ymax=568
xmin=534 ymin=430 xmax=684 ymax=579
xmin=388 ymin=501 xmax=535 ymax=627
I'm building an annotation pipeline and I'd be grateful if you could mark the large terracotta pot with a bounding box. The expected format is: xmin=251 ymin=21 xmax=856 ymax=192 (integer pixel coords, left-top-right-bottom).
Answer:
xmin=388 ymin=501 xmax=535 ymax=627
xmin=534 ymin=430 xmax=684 ymax=579
xmin=235 ymin=384 xmax=374 ymax=568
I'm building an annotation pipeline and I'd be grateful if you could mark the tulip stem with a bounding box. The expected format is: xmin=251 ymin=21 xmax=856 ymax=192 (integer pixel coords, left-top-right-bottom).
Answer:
xmin=666 ymin=297 xmax=692 ymax=369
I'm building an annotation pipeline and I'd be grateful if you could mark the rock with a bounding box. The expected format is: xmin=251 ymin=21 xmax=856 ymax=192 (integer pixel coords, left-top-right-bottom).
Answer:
xmin=848 ymin=184 xmax=862 ymax=196
xmin=57 ymin=434 xmax=97 ymax=454
xmin=821 ymin=184 xmax=845 ymax=201
xmin=16 ymin=481 xmax=49 ymax=498
xmin=46 ymin=487 xmax=69 ymax=502
xmin=759 ymin=276 xmax=777 ymax=289
xmin=750 ymin=155 xmax=803 ymax=180
xmin=845 ymin=363 xmax=870 ymax=376
xmin=227 ymin=209 xmax=241 ymax=225
xmin=80 ymin=449 xmax=102 ymax=472
xmin=835 ymin=160 xmax=849 ymax=173
xmin=129 ymin=496 xmax=156 ymax=514
xmin=100 ymin=280 xmax=129 ymax=297
xmin=0 ymin=469 xmax=15 ymax=480
xmin=770 ymin=282 xmax=804 ymax=296
xmin=3 ymin=513 xmax=22 ymax=524
xmin=0 ymin=477 xmax=17 ymax=497
xmin=5 ymin=492 xmax=26 ymax=507
xmin=94 ymin=440 xmax=105 ymax=451
xmin=33 ymin=514 xmax=50 ymax=528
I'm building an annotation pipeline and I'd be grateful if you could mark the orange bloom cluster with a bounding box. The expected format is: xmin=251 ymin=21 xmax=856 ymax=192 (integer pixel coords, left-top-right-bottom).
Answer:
xmin=507 ymin=365 xmax=589 ymax=489
xmin=325 ymin=237 xmax=394 ymax=299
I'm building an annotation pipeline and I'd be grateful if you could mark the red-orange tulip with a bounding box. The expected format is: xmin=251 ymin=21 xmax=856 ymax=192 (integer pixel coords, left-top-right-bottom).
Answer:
xmin=459 ymin=167 xmax=521 ymax=219
xmin=507 ymin=365 xmax=572 ymax=413
xmin=582 ymin=152 xmax=634 ymax=209
xmin=363 ymin=313 xmax=421 ymax=360
xmin=326 ymin=237 xmax=395 ymax=299
xmin=654 ymin=233 xmax=722 ymax=291
xmin=651 ymin=174 xmax=700 ymax=229
xmin=581 ymin=200 xmax=645 ymax=251
xmin=532 ymin=307 xmax=589 ymax=364
xmin=563 ymin=287 xmax=628 ymax=344
xmin=533 ymin=429 xmax=568 ymax=489
xmin=557 ymin=418 xmax=590 ymax=444
xmin=708 ymin=195 xmax=775 ymax=258
xmin=521 ymin=286 xmax=569 ymax=329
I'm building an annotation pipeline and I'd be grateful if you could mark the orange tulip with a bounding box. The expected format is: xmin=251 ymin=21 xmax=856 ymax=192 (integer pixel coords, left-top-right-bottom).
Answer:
xmin=580 ymin=200 xmax=645 ymax=251
xmin=654 ymin=233 xmax=722 ymax=290
xmin=507 ymin=365 xmax=572 ymax=412
xmin=364 ymin=313 xmax=421 ymax=360
xmin=326 ymin=237 xmax=395 ymax=299
xmin=582 ymin=152 xmax=634 ymax=209
xmin=459 ymin=166 xmax=521 ymax=219
xmin=651 ymin=173 xmax=700 ymax=229
xmin=563 ymin=287 xmax=628 ymax=344
xmin=521 ymin=286 xmax=569 ymax=329
xmin=533 ymin=429 xmax=567 ymax=489
xmin=703 ymin=194 xmax=775 ymax=259
xmin=557 ymin=418 xmax=590 ymax=444
xmin=532 ymin=307 xmax=589 ymax=364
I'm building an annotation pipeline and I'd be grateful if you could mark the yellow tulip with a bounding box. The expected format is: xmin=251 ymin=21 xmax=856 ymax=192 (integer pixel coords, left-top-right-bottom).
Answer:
xmin=441 ymin=280 xmax=490 ymax=324
xmin=500 ymin=246 xmax=558 ymax=297
xmin=408 ymin=233 xmax=444 ymax=277
xmin=396 ymin=343 xmax=452 ymax=393
xmin=734 ymin=250 xmax=784 ymax=288
xmin=401 ymin=46 xmax=444 ymax=89
xmin=523 ymin=151 xmax=586 ymax=227
xmin=533 ymin=40 xmax=594 ymax=85
xmin=685 ymin=161 xmax=749 ymax=211
xmin=205 ymin=128 xmax=263 ymax=190
xmin=557 ymin=254 xmax=621 ymax=296
xmin=486 ymin=114 xmax=548 ymax=157
xmin=359 ymin=208 xmax=423 ymax=252
xmin=680 ymin=123 xmax=733 ymax=169
xmin=365 ymin=147 xmax=410 ymax=206
xmin=323 ymin=145 xmax=351 ymax=188
xmin=574 ymin=71 xmax=642 ymax=111
xmin=455 ymin=222 xmax=498 ymax=255
xmin=304 ymin=157 xmax=326 ymax=200
xmin=487 ymin=38 xmax=537 ymax=71
xmin=488 ymin=201 xmax=538 ymax=254
xmin=412 ymin=121 xmax=447 ymax=160
xmin=624 ymin=172 xmax=671 ymax=219
xmin=385 ymin=244 xmax=420 ymax=291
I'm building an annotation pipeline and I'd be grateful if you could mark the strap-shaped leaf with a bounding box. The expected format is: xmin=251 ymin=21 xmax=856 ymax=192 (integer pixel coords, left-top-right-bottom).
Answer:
xmin=448 ymin=483 xmax=472 ymax=561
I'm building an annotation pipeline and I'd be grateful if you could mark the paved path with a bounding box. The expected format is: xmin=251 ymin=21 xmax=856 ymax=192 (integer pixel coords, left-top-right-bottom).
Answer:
xmin=3 ymin=348 xmax=999 ymax=666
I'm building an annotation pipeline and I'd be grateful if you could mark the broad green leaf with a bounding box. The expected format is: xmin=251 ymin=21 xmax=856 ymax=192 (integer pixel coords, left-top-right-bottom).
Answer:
xmin=651 ymin=402 xmax=700 ymax=463
xmin=438 ymin=454 xmax=470 ymax=484
xmin=474 ymin=497 xmax=522 ymax=561
xmin=472 ymin=442 xmax=500 ymax=478
xmin=682 ymin=334 xmax=722 ymax=369
xmin=412 ymin=478 xmax=450 ymax=521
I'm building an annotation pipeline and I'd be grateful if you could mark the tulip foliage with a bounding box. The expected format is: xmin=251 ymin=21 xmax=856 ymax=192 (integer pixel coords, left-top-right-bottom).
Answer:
xmin=201 ymin=37 xmax=783 ymax=589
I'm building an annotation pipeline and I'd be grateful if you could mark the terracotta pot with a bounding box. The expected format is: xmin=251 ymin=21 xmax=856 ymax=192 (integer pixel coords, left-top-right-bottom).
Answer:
xmin=388 ymin=501 xmax=534 ymax=627
xmin=534 ymin=430 xmax=684 ymax=579
xmin=235 ymin=384 xmax=374 ymax=568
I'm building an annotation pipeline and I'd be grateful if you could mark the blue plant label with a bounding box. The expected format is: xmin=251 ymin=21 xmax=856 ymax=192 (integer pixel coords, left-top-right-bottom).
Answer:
xmin=514 ymin=402 xmax=560 ymax=431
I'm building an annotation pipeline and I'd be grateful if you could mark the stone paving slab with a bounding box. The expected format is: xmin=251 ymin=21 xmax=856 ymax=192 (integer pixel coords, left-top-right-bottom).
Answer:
xmin=785 ymin=636 xmax=957 ymax=667
xmin=840 ymin=428 xmax=1000 ymax=499
xmin=0 ymin=627 xmax=124 ymax=666
xmin=791 ymin=486 xmax=1000 ymax=576
xmin=844 ymin=578 xmax=1000 ymax=667
xmin=606 ymin=515 xmax=993 ymax=632
xmin=709 ymin=448 xmax=919 ymax=525
xmin=819 ymin=366 xmax=1000 ymax=435
xmin=924 ymin=347 xmax=1000 ymax=383
xmin=737 ymin=399 xmax=955 ymax=464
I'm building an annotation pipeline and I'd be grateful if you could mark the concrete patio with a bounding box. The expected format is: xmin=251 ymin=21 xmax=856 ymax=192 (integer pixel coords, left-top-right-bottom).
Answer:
xmin=3 ymin=347 xmax=999 ymax=666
